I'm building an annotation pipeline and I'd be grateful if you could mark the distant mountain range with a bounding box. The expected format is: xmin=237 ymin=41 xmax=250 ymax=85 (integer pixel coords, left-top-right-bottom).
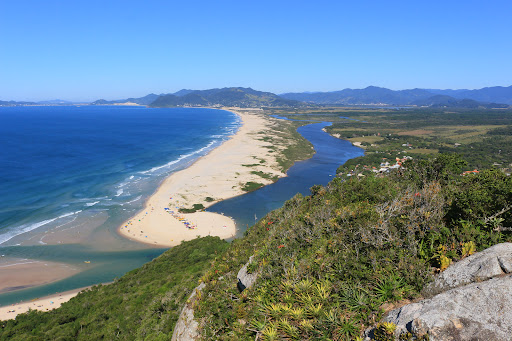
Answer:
xmin=2 ymin=85 xmax=511 ymax=108
xmin=37 ymin=99 xmax=74 ymax=105
xmin=0 ymin=99 xmax=78 ymax=106
xmin=280 ymin=85 xmax=512 ymax=108
xmin=91 ymin=85 xmax=511 ymax=109
xmin=0 ymin=100 xmax=37 ymax=106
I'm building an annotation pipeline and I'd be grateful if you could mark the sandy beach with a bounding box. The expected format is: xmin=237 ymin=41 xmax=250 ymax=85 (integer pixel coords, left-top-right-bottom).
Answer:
xmin=118 ymin=108 xmax=287 ymax=247
xmin=0 ymin=286 xmax=90 ymax=320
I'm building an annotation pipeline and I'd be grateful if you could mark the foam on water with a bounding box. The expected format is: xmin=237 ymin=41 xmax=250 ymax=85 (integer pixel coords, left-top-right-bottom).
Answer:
xmin=119 ymin=195 xmax=142 ymax=206
xmin=0 ymin=210 xmax=83 ymax=245
xmin=140 ymin=140 xmax=217 ymax=175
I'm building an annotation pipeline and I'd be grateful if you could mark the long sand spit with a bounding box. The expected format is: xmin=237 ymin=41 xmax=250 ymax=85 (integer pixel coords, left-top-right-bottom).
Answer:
xmin=118 ymin=108 xmax=286 ymax=247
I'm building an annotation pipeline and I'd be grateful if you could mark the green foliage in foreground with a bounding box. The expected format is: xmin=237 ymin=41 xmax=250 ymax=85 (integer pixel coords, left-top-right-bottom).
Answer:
xmin=0 ymin=237 xmax=229 ymax=341
xmin=194 ymin=155 xmax=512 ymax=340
xmin=2 ymin=154 xmax=511 ymax=340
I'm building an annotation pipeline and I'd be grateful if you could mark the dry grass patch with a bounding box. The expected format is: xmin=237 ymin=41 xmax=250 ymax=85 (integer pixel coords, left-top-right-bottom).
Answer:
xmin=406 ymin=148 xmax=439 ymax=154
xmin=348 ymin=136 xmax=384 ymax=144
xmin=397 ymin=129 xmax=434 ymax=136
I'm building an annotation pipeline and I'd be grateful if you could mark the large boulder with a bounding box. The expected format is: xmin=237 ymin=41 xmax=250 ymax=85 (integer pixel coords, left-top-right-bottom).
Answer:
xmin=423 ymin=242 xmax=512 ymax=297
xmin=372 ymin=243 xmax=512 ymax=340
xmin=385 ymin=276 xmax=512 ymax=340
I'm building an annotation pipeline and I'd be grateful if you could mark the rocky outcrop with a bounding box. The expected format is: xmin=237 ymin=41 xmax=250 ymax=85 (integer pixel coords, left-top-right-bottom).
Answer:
xmin=385 ymin=276 xmax=512 ymax=340
xmin=369 ymin=243 xmax=512 ymax=340
xmin=423 ymin=243 xmax=512 ymax=297
xmin=172 ymin=282 xmax=205 ymax=341
xmin=173 ymin=256 xmax=259 ymax=340
xmin=237 ymin=256 xmax=258 ymax=292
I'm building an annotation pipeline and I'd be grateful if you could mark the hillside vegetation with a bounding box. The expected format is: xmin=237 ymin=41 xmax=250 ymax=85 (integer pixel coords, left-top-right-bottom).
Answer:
xmin=194 ymin=154 xmax=512 ymax=340
xmin=3 ymin=154 xmax=510 ymax=340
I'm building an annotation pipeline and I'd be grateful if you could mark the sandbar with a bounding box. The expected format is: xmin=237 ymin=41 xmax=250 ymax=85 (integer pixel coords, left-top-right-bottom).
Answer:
xmin=0 ymin=258 xmax=80 ymax=294
xmin=118 ymin=108 xmax=286 ymax=247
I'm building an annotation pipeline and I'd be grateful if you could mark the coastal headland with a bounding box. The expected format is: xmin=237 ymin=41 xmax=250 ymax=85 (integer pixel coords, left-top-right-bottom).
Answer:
xmin=117 ymin=108 xmax=295 ymax=247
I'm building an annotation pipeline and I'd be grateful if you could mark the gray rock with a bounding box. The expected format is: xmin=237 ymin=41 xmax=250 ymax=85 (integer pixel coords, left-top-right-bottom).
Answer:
xmin=385 ymin=276 xmax=512 ymax=341
xmin=237 ymin=256 xmax=258 ymax=292
xmin=498 ymin=254 xmax=512 ymax=273
xmin=424 ymin=243 xmax=512 ymax=297
xmin=172 ymin=282 xmax=205 ymax=341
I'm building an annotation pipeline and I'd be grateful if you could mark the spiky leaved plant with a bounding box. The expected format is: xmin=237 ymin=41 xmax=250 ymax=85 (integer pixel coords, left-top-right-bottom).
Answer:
xmin=374 ymin=321 xmax=396 ymax=341
xmin=340 ymin=284 xmax=372 ymax=313
xmin=295 ymin=278 xmax=313 ymax=293
xmin=315 ymin=280 xmax=332 ymax=302
xmin=289 ymin=306 xmax=305 ymax=320
xmin=261 ymin=323 xmax=280 ymax=341
xmin=264 ymin=302 xmax=284 ymax=319
xmin=297 ymin=292 xmax=315 ymax=305
xmin=279 ymin=318 xmax=299 ymax=339
xmin=334 ymin=317 xmax=359 ymax=340
xmin=374 ymin=274 xmax=411 ymax=303
xmin=306 ymin=303 xmax=323 ymax=318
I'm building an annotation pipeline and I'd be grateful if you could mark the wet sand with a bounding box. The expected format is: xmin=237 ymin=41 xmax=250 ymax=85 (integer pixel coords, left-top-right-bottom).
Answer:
xmin=0 ymin=258 xmax=80 ymax=294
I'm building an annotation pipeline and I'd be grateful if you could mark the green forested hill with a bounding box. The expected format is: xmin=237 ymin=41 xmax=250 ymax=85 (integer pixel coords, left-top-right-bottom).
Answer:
xmin=149 ymin=87 xmax=303 ymax=108
xmin=2 ymin=156 xmax=512 ymax=340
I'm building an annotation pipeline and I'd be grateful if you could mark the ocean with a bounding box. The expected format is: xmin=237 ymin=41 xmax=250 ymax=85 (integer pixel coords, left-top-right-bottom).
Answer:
xmin=0 ymin=106 xmax=239 ymax=304
xmin=0 ymin=106 xmax=239 ymax=247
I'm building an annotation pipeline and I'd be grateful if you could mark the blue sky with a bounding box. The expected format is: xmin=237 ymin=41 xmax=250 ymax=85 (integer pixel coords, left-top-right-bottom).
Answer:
xmin=1 ymin=0 xmax=511 ymax=101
